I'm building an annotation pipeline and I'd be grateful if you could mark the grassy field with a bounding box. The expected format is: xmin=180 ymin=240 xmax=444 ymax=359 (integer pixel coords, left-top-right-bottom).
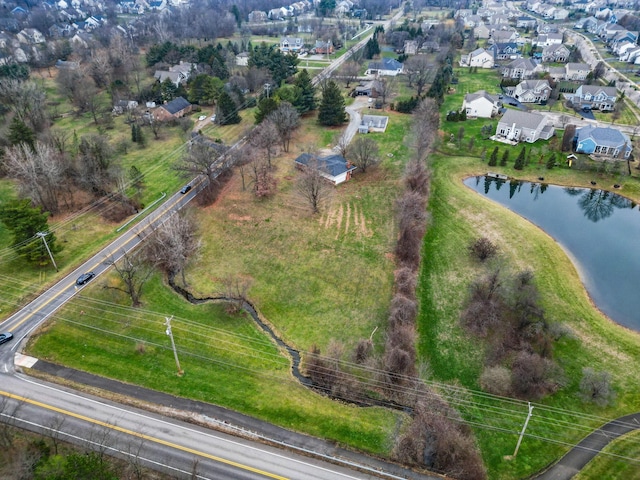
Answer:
xmin=575 ymin=430 xmax=640 ymax=480
xmin=14 ymin=55 xmax=640 ymax=479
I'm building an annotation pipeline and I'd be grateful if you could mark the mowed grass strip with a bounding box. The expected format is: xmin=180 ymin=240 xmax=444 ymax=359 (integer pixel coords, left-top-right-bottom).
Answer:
xmin=419 ymin=152 xmax=640 ymax=479
xmin=575 ymin=430 xmax=640 ymax=480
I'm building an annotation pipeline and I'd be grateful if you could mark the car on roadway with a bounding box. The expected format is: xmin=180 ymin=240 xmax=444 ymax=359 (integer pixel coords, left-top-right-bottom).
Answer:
xmin=210 ymin=114 xmax=216 ymax=122
xmin=180 ymin=184 xmax=192 ymax=194
xmin=198 ymin=115 xmax=207 ymax=121
xmin=76 ymin=272 xmax=95 ymax=286
xmin=0 ymin=332 xmax=13 ymax=345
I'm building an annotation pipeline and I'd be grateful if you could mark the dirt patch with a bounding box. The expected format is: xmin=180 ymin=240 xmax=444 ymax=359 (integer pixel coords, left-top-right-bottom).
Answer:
xmin=229 ymin=214 xmax=252 ymax=221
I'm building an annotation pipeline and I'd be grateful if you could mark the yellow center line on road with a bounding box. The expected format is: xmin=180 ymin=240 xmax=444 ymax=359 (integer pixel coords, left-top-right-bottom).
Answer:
xmin=0 ymin=390 xmax=289 ymax=480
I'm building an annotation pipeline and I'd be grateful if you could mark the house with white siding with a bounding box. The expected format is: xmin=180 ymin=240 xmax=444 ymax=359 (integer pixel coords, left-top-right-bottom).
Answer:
xmin=496 ymin=109 xmax=555 ymax=143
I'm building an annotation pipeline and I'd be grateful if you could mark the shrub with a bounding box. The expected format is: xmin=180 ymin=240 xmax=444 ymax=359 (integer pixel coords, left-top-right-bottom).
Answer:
xmin=388 ymin=294 xmax=418 ymax=328
xmin=394 ymin=267 xmax=417 ymax=298
xmin=579 ymin=368 xmax=616 ymax=407
xmin=511 ymin=351 xmax=560 ymax=400
xmin=461 ymin=269 xmax=504 ymax=336
xmin=353 ymin=338 xmax=373 ymax=364
xmin=479 ymin=366 xmax=512 ymax=396
xmin=468 ymin=237 xmax=498 ymax=262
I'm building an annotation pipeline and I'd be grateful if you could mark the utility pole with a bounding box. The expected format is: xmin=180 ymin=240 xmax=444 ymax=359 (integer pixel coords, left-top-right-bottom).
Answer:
xmin=37 ymin=232 xmax=58 ymax=271
xmin=264 ymin=83 xmax=271 ymax=98
xmin=512 ymin=402 xmax=534 ymax=458
xmin=165 ymin=316 xmax=183 ymax=376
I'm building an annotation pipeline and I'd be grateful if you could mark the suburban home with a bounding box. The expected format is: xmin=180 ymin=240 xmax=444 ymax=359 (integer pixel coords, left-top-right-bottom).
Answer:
xmin=16 ymin=28 xmax=45 ymax=45
xmin=564 ymin=62 xmax=591 ymax=80
xmin=403 ymin=40 xmax=418 ymax=55
xmin=474 ymin=24 xmax=491 ymax=39
xmin=354 ymin=79 xmax=382 ymax=97
xmin=511 ymin=79 xmax=552 ymax=103
xmin=460 ymin=48 xmax=494 ymax=68
xmin=313 ymin=40 xmax=333 ymax=54
xmin=516 ymin=16 xmax=537 ymax=28
xmin=235 ymin=52 xmax=249 ymax=66
xmin=365 ymin=58 xmax=404 ymax=76
xmin=496 ymin=109 xmax=555 ymax=143
xmin=533 ymin=32 xmax=563 ymax=47
xmin=358 ymin=115 xmax=389 ymax=133
xmin=248 ymin=10 xmax=267 ymax=22
xmin=280 ymin=37 xmax=304 ymax=53
xmin=294 ymin=153 xmax=356 ymax=185
xmin=112 ymin=100 xmax=138 ymax=115
xmin=462 ymin=90 xmax=501 ymax=118
xmin=542 ymin=44 xmax=570 ymax=62
xmin=567 ymin=85 xmax=617 ymax=110
xmin=575 ymin=125 xmax=632 ymax=158
xmin=488 ymin=42 xmax=520 ymax=60
xmin=153 ymin=96 xmax=192 ymax=121
xmin=620 ymin=45 xmax=640 ymax=63
xmin=490 ymin=29 xmax=519 ymax=44
xmin=502 ymin=58 xmax=538 ymax=79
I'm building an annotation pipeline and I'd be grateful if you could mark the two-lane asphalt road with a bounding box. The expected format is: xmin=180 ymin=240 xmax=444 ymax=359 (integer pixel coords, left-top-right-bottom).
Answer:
xmin=0 ymin=374 xmax=387 ymax=480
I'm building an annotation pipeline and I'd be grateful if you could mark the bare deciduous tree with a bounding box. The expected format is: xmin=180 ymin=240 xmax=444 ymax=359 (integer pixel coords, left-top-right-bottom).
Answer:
xmin=221 ymin=274 xmax=252 ymax=314
xmin=0 ymin=79 xmax=48 ymax=132
xmin=579 ymin=367 xmax=616 ymax=406
xmin=404 ymin=55 xmax=433 ymax=97
xmin=295 ymin=155 xmax=332 ymax=214
xmin=146 ymin=210 xmax=201 ymax=285
xmin=175 ymin=141 xmax=229 ymax=205
xmin=266 ymin=102 xmax=300 ymax=152
xmin=338 ymin=60 xmax=360 ymax=88
xmin=4 ymin=141 xmax=67 ymax=214
xmin=347 ymin=136 xmax=379 ymax=173
xmin=412 ymin=98 xmax=440 ymax=160
xmin=104 ymin=249 xmax=153 ymax=307
xmin=377 ymin=76 xmax=396 ymax=106
xmin=250 ymin=119 xmax=280 ymax=168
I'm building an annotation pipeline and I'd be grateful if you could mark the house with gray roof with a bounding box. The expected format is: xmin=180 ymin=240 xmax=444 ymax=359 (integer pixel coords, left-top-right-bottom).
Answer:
xmin=511 ymin=79 xmax=552 ymax=103
xmin=567 ymin=85 xmax=617 ymax=111
xmin=153 ymin=96 xmax=192 ymax=121
xmin=542 ymin=44 xmax=570 ymax=63
xmin=365 ymin=58 xmax=404 ymax=76
xmin=575 ymin=125 xmax=632 ymax=158
xmin=462 ymin=90 xmax=501 ymax=118
xmin=502 ymin=58 xmax=538 ymax=79
xmin=460 ymin=48 xmax=494 ymax=68
xmin=294 ymin=153 xmax=356 ymax=185
xmin=496 ymin=109 xmax=555 ymax=143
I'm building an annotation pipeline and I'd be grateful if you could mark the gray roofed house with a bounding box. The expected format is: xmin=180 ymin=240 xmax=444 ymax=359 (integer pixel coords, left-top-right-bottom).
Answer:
xmin=462 ymin=90 xmax=501 ymax=118
xmin=496 ymin=109 xmax=555 ymax=143
xmin=359 ymin=115 xmax=388 ymax=133
xmin=564 ymin=62 xmax=591 ymax=81
xmin=294 ymin=153 xmax=356 ymax=185
xmin=502 ymin=58 xmax=538 ymax=79
xmin=541 ymin=43 xmax=570 ymax=62
xmin=511 ymin=79 xmax=552 ymax=103
xmin=153 ymin=96 xmax=192 ymax=121
xmin=575 ymin=125 xmax=632 ymax=158
xmin=567 ymin=85 xmax=617 ymax=111
xmin=365 ymin=58 xmax=404 ymax=76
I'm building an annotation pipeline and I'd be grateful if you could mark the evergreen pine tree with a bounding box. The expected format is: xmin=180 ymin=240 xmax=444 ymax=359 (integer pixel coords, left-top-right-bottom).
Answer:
xmin=218 ymin=91 xmax=241 ymax=125
xmin=8 ymin=118 xmax=35 ymax=150
xmin=500 ymin=149 xmax=509 ymax=166
xmin=480 ymin=147 xmax=487 ymax=161
xmin=131 ymin=123 xmax=138 ymax=143
xmin=546 ymin=152 xmax=556 ymax=169
xmin=488 ymin=147 xmax=499 ymax=166
xmin=514 ymin=147 xmax=526 ymax=170
xmin=293 ymin=69 xmax=316 ymax=114
xmin=318 ymin=80 xmax=347 ymax=126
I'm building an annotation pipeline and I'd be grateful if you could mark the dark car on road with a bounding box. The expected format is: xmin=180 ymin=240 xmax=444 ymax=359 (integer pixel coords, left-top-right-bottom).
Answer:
xmin=76 ymin=272 xmax=95 ymax=286
xmin=0 ymin=332 xmax=13 ymax=345
xmin=180 ymin=185 xmax=192 ymax=194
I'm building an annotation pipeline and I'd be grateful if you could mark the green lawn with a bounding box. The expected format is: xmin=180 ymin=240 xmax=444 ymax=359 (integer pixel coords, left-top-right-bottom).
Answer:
xmin=575 ymin=431 xmax=640 ymax=480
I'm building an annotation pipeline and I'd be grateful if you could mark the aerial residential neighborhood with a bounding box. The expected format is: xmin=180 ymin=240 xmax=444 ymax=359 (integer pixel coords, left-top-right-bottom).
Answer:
xmin=0 ymin=0 xmax=639 ymax=478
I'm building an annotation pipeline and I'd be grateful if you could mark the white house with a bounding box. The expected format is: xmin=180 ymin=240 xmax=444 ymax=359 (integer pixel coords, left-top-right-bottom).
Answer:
xmin=462 ymin=90 xmax=501 ymax=118
xmin=496 ymin=109 xmax=555 ymax=143
xmin=365 ymin=58 xmax=404 ymax=76
xmin=460 ymin=48 xmax=495 ymax=68
xmin=511 ymin=79 xmax=552 ymax=103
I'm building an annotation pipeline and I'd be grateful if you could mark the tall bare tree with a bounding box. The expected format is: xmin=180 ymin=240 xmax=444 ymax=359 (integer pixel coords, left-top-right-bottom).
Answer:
xmin=175 ymin=141 xmax=229 ymax=205
xmin=404 ymin=55 xmax=432 ymax=97
xmin=146 ymin=210 xmax=201 ymax=285
xmin=347 ymin=136 xmax=379 ymax=173
xmin=266 ymin=102 xmax=300 ymax=152
xmin=378 ymin=76 xmax=396 ymax=106
xmin=0 ymin=79 xmax=48 ymax=132
xmin=4 ymin=141 xmax=67 ymax=214
xmin=249 ymin=119 xmax=280 ymax=168
xmin=296 ymin=155 xmax=332 ymax=214
xmin=104 ymin=249 xmax=153 ymax=307
xmin=338 ymin=60 xmax=360 ymax=88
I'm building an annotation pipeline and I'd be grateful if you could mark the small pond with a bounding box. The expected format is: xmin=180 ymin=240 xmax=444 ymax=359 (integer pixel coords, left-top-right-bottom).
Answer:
xmin=464 ymin=176 xmax=640 ymax=331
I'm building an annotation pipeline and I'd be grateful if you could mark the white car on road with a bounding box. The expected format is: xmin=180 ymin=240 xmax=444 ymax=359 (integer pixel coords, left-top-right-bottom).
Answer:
xmin=198 ymin=115 xmax=207 ymax=121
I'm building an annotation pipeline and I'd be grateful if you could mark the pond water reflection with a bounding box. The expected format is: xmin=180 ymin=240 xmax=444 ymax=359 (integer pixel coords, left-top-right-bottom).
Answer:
xmin=464 ymin=176 xmax=640 ymax=331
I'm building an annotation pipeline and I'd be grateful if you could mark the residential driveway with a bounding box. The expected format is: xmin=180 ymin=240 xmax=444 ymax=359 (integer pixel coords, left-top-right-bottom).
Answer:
xmin=501 ymin=95 xmax=526 ymax=111
xmin=332 ymin=95 xmax=368 ymax=152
